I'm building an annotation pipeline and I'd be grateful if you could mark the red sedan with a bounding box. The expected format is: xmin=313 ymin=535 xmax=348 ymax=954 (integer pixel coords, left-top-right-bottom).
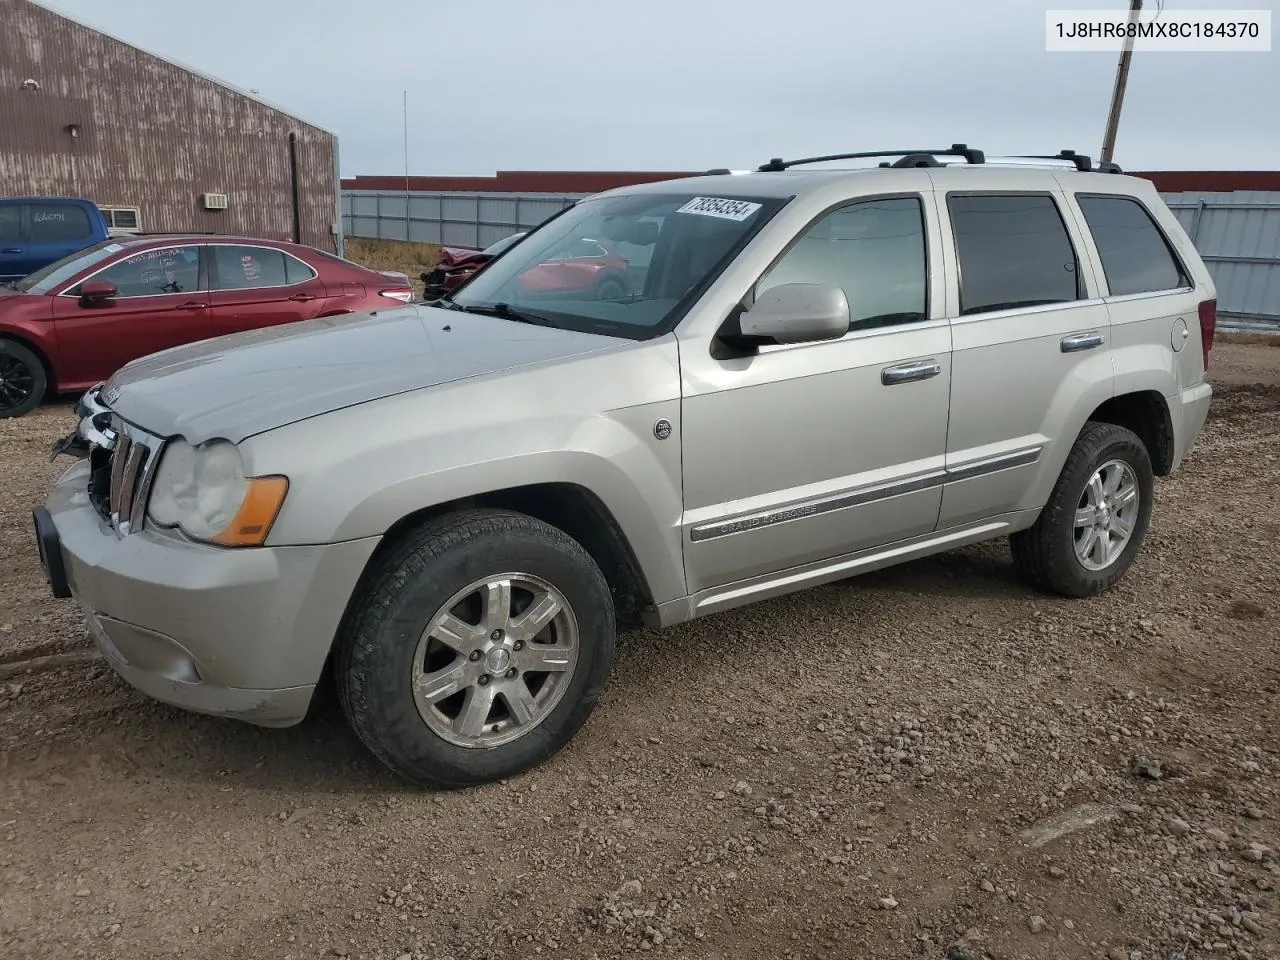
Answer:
xmin=0 ymin=235 xmax=414 ymax=417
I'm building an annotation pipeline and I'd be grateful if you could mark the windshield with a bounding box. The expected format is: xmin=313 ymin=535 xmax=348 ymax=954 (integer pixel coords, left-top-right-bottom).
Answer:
xmin=15 ymin=240 xmax=125 ymax=294
xmin=451 ymin=191 xmax=787 ymax=338
xmin=482 ymin=233 xmax=525 ymax=256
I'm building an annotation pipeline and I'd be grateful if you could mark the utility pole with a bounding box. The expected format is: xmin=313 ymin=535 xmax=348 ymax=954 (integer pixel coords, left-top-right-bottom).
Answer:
xmin=403 ymin=89 xmax=411 ymax=221
xmin=1100 ymin=0 xmax=1143 ymax=164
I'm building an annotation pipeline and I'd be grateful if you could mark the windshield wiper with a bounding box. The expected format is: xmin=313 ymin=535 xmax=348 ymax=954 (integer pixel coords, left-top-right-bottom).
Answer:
xmin=456 ymin=301 xmax=558 ymax=327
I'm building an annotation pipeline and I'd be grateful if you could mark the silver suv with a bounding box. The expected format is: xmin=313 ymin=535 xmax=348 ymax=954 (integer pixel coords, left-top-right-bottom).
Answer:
xmin=33 ymin=146 xmax=1216 ymax=789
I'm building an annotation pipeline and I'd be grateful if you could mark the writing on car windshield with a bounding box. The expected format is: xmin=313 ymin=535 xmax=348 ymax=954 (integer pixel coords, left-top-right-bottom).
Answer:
xmin=449 ymin=192 xmax=787 ymax=339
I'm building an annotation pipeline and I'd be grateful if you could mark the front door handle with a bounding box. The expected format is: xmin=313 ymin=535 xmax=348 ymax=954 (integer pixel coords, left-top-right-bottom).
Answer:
xmin=1061 ymin=331 xmax=1104 ymax=353
xmin=1 ymin=248 xmax=22 ymax=254
xmin=881 ymin=359 xmax=942 ymax=385
xmin=173 ymin=301 xmax=204 ymax=311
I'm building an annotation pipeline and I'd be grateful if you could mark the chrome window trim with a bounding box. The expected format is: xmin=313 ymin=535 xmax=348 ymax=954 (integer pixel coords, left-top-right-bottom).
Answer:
xmin=946 ymin=297 xmax=1106 ymax=325
xmin=54 ymin=243 xmax=203 ymax=300
xmin=689 ymin=445 xmax=1042 ymax=542
xmin=205 ymin=241 xmax=319 ymax=291
xmin=756 ymin=316 xmax=951 ymax=354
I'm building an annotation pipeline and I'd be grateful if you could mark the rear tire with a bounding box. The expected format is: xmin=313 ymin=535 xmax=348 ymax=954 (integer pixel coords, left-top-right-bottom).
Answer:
xmin=1011 ymin=421 xmax=1153 ymax=598
xmin=336 ymin=509 xmax=616 ymax=789
xmin=0 ymin=339 xmax=47 ymax=419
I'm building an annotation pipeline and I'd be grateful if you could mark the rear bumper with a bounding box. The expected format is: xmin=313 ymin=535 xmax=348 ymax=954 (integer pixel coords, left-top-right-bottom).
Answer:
xmin=1171 ymin=380 xmax=1213 ymax=471
xmin=37 ymin=459 xmax=380 ymax=727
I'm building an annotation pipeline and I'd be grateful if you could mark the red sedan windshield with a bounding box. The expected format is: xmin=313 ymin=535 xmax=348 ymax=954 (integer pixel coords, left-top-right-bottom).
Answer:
xmin=14 ymin=240 xmax=124 ymax=294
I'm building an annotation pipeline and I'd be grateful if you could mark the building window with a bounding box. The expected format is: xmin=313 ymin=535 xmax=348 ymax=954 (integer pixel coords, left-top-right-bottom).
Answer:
xmin=100 ymin=207 xmax=142 ymax=234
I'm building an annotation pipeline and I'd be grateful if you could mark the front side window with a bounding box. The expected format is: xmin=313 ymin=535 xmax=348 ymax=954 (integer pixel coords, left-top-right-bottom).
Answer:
xmin=451 ymin=191 xmax=788 ymax=338
xmin=0 ymin=205 xmax=20 ymax=244
xmin=948 ymin=194 xmax=1082 ymax=315
xmin=757 ymin=196 xmax=928 ymax=332
xmin=28 ymin=203 xmax=93 ymax=243
xmin=1076 ymin=194 xmax=1188 ymax=296
xmin=212 ymin=245 xmax=289 ymax=290
xmin=84 ymin=245 xmax=201 ymax=297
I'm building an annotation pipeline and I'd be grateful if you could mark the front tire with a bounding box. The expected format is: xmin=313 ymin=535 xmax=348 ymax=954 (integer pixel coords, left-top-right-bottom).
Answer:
xmin=336 ymin=509 xmax=616 ymax=789
xmin=1011 ymin=421 xmax=1154 ymax=598
xmin=0 ymin=339 xmax=47 ymax=418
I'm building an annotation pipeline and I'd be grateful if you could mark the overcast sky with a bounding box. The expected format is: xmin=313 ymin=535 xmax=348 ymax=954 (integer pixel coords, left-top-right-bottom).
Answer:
xmin=41 ymin=0 xmax=1280 ymax=176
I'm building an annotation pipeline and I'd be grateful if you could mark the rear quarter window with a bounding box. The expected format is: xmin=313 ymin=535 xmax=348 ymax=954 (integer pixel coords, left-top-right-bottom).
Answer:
xmin=27 ymin=203 xmax=95 ymax=243
xmin=1075 ymin=194 xmax=1189 ymax=296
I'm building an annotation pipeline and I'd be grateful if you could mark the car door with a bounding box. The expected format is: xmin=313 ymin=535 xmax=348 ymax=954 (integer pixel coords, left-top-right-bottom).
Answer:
xmin=678 ymin=193 xmax=953 ymax=594
xmin=25 ymin=200 xmax=102 ymax=274
xmin=207 ymin=243 xmax=328 ymax=336
xmin=935 ymin=184 xmax=1114 ymax=529
xmin=0 ymin=204 xmax=27 ymax=282
xmin=51 ymin=243 xmax=211 ymax=386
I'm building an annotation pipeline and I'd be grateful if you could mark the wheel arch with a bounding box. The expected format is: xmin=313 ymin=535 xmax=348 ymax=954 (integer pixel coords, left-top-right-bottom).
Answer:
xmin=0 ymin=329 xmax=56 ymax=398
xmin=1087 ymin=389 xmax=1175 ymax=476
xmin=351 ymin=482 xmax=657 ymax=630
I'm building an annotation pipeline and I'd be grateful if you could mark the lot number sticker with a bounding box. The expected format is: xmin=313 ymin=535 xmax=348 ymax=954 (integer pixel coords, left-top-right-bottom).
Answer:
xmin=677 ymin=197 xmax=762 ymax=222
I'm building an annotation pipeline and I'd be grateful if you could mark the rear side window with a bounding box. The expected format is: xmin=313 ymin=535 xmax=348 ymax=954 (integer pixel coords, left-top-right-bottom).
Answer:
xmin=284 ymin=253 xmax=316 ymax=284
xmin=27 ymin=203 xmax=94 ymax=243
xmin=0 ymin=205 xmax=20 ymax=243
xmin=758 ymin=196 xmax=928 ymax=332
xmin=212 ymin=245 xmax=289 ymax=290
xmin=1076 ymin=194 xmax=1188 ymax=296
xmin=948 ymin=194 xmax=1081 ymax=315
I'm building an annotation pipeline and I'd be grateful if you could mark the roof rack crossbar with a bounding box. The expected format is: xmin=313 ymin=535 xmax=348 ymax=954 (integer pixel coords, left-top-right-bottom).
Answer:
xmin=987 ymin=150 xmax=1124 ymax=174
xmin=757 ymin=143 xmax=985 ymax=172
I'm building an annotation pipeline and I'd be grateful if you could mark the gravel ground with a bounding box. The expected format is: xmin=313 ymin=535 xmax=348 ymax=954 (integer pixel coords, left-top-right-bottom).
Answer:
xmin=1 ymin=341 xmax=1277 ymax=960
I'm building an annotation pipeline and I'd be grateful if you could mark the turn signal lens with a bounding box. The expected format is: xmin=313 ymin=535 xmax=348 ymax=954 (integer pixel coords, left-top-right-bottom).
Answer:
xmin=210 ymin=476 xmax=289 ymax=546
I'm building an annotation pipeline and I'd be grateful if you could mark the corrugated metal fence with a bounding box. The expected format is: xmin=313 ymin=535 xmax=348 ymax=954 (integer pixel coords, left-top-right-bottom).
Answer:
xmin=341 ymin=188 xmax=1280 ymax=327
xmin=342 ymin=190 xmax=581 ymax=251
xmin=1164 ymin=191 xmax=1280 ymax=329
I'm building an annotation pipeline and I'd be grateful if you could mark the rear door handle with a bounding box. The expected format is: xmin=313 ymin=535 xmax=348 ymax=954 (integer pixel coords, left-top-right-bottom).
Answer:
xmin=1060 ymin=331 xmax=1104 ymax=353
xmin=288 ymin=293 xmax=317 ymax=302
xmin=881 ymin=359 xmax=942 ymax=385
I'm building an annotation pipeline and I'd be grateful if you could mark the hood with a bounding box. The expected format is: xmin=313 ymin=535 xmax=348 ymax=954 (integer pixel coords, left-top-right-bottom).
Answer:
xmin=102 ymin=304 xmax=623 ymax=444
xmin=436 ymin=246 xmax=485 ymax=266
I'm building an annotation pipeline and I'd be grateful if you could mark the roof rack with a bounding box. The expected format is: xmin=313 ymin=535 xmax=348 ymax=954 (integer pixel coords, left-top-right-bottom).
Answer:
xmin=1005 ymin=149 xmax=1123 ymax=174
xmin=755 ymin=145 xmax=1124 ymax=175
xmin=758 ymin=144 xmax=986 ymax=172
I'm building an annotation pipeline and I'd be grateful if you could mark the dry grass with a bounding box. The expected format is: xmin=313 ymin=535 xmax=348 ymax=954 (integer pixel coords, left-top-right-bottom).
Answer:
xmin=1219 ymin=330 xmax=1280 ymax=347
xmin=342 ymin=237 xmax=442 ymax=297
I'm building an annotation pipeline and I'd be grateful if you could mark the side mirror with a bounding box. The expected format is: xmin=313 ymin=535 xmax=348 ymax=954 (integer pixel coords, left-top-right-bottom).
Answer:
xmin=737 ymin=282 xmax=849 ymax=345
xmin=79 ymin=280 xmax=117 ymax=303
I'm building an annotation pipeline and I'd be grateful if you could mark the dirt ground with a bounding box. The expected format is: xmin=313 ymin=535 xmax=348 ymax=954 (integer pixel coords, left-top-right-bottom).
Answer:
xmin=1 ymin=340 xmax=1277 ymax=960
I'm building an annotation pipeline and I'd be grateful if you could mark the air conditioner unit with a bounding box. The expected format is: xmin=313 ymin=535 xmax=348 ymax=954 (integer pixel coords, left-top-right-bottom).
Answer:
xmin=201 ymin=192 xmax=229 ymax=211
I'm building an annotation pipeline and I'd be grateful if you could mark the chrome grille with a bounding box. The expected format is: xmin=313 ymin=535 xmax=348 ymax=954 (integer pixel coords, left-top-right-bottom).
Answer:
xmin=104 ymin=415 xmax=164 ymax=536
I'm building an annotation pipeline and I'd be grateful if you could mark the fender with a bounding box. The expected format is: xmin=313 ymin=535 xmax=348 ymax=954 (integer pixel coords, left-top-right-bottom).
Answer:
xmin=243 ymin=338 xmax=688 ymax=606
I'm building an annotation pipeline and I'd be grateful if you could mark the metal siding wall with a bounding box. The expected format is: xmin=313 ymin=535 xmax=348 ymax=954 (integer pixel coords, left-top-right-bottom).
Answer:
xmin=1 ymin=0 xmax=339 ymax=251
xmin=1161 ymin=190 xmax=1280 ymax=326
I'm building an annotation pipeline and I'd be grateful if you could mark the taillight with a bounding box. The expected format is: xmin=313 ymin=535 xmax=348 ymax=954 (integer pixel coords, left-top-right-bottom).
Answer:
xmin=1197 ymin=298 xmax=1216 ymax=370
xmin=379 ymin=288 xmax=414 ymax=303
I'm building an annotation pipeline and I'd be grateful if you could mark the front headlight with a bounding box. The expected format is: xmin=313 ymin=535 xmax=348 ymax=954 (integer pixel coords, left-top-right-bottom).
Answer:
xmin=147 ymin=439 xmax=288 ymax=546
